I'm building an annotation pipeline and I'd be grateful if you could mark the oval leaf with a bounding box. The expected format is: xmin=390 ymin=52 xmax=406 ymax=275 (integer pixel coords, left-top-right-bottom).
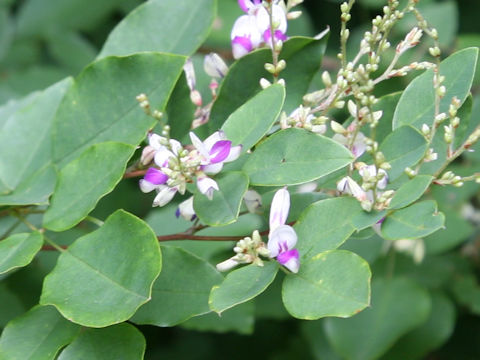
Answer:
xmin=221 ymin=84 xmax=285 ymax=152
xmin=393 ymin=47 xmax=479 ymax=130
xmin=324 ymin=278 xmax=432 ymax=360
xmin=0 ymin=306 xmax=80 ymax=360
xmin=58 ymin=323 xmax=145 ymax=360
xmin=209 ymin=261 xmax=278 ymax=314
xmin=243 ymin=128 xmax=353 ymax=186
xmin=44 ymin=142 xmax=135 ymax=231
xmin=131 ymin=246 xmax=223 ymax=326
xmin=40 ymin=210 xmax=161 ymax=327
xmin=99 ymin=0 xmax=216 ymax=58
xmin=294 ymin=197 xmax=364 ymax=259
xmin=388 ymin=175 xmax=433 ymax=210
xmin=0 ymin=232 xmax=43 ymax=275
xmin=381 ymin=200 xmax=445 ymax=240
xmin=193 ymin=171 xmax=249 ymax=226
xmin=282 ymin=250 xmax=371 ymax=319
xmin=52 ymin=52 xmax=185 ymax=166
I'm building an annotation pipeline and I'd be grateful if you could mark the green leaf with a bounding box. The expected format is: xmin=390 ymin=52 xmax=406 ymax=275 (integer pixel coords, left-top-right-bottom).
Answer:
xmin=243 ymin=128 xmax=353 ymax=186
xmin=221 ymin=84 xmax=285 ymax=152
xmin=282 ymin=250 xmax=371 ymax=319
xmin=0 ymin=78 xmax=72 ymax=202
xmin=46 ymin=31 xmax=96 ymax=73
xmin=451 ymin=273 xmax=480 ymax=315
xmin=209 ymin=262 xmax=278 ymax=314
xmin=52 ymin=52 xmax=185 ymax=166
xmin=295 ymin=197 xmax=364 ymax=259
xmin=40 ymin=210 xmax=161 ymax=327
xmin=166 ymin=72 xmax=196 ymax=141
xmin=388 ymin=175 xmax=433 ymax=209
xmin=0 ymin=164 xmax=57 ymax=206
xmin=379 ymin=125 xmax=427 ymax=180
xmin=207 ymin=35 xmax=328 ymax=131
xmin=393 ymin=47 xmax=479 ymax=130
xmin=58 ymin=323 xmax=145 ymax=360
xmin=0 ymin=306 xmax=80 ymax=360
xmin=0 ymin=283 xmax=26 ymax=328
xmin=43 ymin=142 xmax=135 ymax=231
xmin=181 ymin=301 xmax=254 ymax=335
xmin=381 ymin=292 xmax=456 ymax=360
xmin=131 ymin=246 xmax=223 ymax=326
xmin=98 ymin=0 xmax=216 ymax=58
xmin=0 ymin=232 xmax=43 ymax=275
xmin=194 ymin=171 xmax=249 ymax=226
xmin=381 ymin=200 xmax=445 ymax=240
xmin=324 ymin=278 xmax=432 ymax=360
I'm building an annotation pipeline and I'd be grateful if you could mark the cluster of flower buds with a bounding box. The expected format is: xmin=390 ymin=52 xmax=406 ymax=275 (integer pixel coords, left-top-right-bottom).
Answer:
xmin=337 ymin=163 xmax=393 ymax=211
xmin=396 ymin=27 xmax=423 ymax=55
xmin=139 ymin=130 xmax=242 ymax=207
xmin=280 ymin=105 xmax=327 ymax=134
xmin=436 ymin=171 xmax=464 ymax=187
xmin=231 ymin=0 xmax=288 ymax=59
xmin=331 ymin=120 xmax=367 ymax=159
xmin=216 ymin=230 xmax=270 ymax=271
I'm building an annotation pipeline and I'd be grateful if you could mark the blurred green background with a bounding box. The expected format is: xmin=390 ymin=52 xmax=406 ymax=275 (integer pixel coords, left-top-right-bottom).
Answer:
xmin=0 ymin=0 xmax=479 ymax=359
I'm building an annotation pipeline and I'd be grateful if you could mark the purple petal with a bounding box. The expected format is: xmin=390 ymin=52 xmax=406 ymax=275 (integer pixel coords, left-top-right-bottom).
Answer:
xmin=232 ymin=36 xmax=253 ymax=52
xmin=267 ymin=225 xmax=297 ymax=258
xmin=264 ymin=29 xmax=287 ymax=43
xmin=277 ymin=248 xmax=300 ymax=273
xmin=209 ymin=140 xmax=232 ymax=164
xmin=238 ymin=0 xmax=251 ymax=12
xmin=144 ymin=167 xmax=168 ymax=185
xmin=175 ymin=208 xmax=181 ymax=218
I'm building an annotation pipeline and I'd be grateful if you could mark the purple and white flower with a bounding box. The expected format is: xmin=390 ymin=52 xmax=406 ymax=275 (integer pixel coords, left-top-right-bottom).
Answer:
xmin=231 ymin=0 xmax=288 ymax=59
xmin=267 ymin=188 xmax=300 ymax=273
xmin=189 ymin=131 xmax=242 ymax=175
xmin=332 ymin=131 xmax=367 ymax=159
xmin=359 ymin=164 xmax=389 ymax=190
xmin=196 ymin=176 xmax=220 ymax=200
xmin=139 ymin=167 xmax=169 ymax=193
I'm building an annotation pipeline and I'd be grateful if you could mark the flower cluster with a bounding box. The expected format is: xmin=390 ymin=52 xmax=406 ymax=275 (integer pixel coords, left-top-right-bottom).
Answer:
xmin=139 ymin=131 xmax=242 ymax=207
xmin=337 ymin=163 xmax=393 ymax=211
xmin=280 ymin=105 xmax=327 ymax=134
xmin=231 ymin=0 xmax=288 ymax=59
xmin=216 ymin=188 xmax=300 ymax=273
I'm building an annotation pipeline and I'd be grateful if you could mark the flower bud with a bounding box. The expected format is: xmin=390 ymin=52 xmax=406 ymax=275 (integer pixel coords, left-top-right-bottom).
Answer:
xmin=204 ymin=53 xmax=229 ymax=78
xmin=331 ymin=120 xmax=347 ymax=134
xmin=259 ymin=77 xmax=271 ymax=89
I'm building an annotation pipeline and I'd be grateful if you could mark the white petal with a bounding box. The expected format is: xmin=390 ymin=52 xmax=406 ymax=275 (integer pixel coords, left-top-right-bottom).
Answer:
xmin=269 ymin=187 xmax=290 ymax=231
xmin=139 ymin=179 xmax=157 ymax=193
xmin=154 ymin=148 xmax=174 ymax=167
xmin=202 ymin=162 xmax=224 ymax=175
xmin=244 ymin=189 xmax=262 ymax=213
xmin=153 ymin=186 xmax=177 ymax=207
xmin=332 ymin=133 xmax=348 ymax=146
xmin=255 ymin=5 xmax=287 ymax=34
xmin=224 ymin=145 xmax=242 ymax=162
xmin=149 ymin=133 xmax=167 ymax=150
xmin=204 ymin=53 xmax=229 ymax=78
xmin=197 ymin=177 xmax=219 ymax=200
xmin=169 ymin=139 xmax=182 ymax=156
xmin=203 ymin=130 xmax=226 ymax=151
xmin=267 ymin=225 xmax=297 ymax=258
xmin=189 ymin=132 xmax=209 ymax=158
xmin=183 ymin=58 xmax=196 ymax=91
xmin=216 ymin=258 xmax=240 ymax=272
xmin=178 ymin=196 xmax=196 ymax=221
xmin=231 ymin=14 xmax=262 ymax=48
xmin=377 ymin=169 xmax=389 ymax=189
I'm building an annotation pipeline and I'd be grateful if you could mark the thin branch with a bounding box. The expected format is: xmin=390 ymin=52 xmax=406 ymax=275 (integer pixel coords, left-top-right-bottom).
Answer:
xmin=123 ymin=170 xmax=147 ymax=179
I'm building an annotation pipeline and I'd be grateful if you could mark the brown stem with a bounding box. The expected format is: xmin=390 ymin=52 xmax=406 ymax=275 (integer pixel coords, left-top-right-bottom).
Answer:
xmin=123 ymin=170 xmax=147 ymax=179
xmin=40 ymin=222 xmax=297 ymax=251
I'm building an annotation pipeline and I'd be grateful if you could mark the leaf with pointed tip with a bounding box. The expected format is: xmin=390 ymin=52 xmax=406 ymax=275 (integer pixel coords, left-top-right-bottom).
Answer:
xmin=243 ymin=129 xmax=353 ymax=186
xmin=44 ymin=142 xmax=135 ymax=232
xmin=393 ymin=47 xmax=478 ymax=130
xmin=194 ymin=171 xmax=249 ymax=226
xmin=209 ymin=262 xmax=278 ymax=314
xmin=0 ymin=232 xmax=43 ymax=275
xmin=58 ymin=323 xmax=145 ymax=360
xmin=0 ymin=306 xmax=80 ymax=360
xmin=221 ymin=84 xmax=285 ymax=153
xmin=131 ymin=246 xmax=223 ymax=326
xmin=99 ymin=0 xmax=216 ymax=58
xmin=324 ymin=278 xmax=432 ymax=360
xmin=40 ymin=210 xmax=161 ymax=327
xmin=381 ymin=201 xmax=445 ymax=240
xmin=282 ymin=250 xmax=371 ymax=319
xmin=52 ymin=52 xmax=185 ymax=166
